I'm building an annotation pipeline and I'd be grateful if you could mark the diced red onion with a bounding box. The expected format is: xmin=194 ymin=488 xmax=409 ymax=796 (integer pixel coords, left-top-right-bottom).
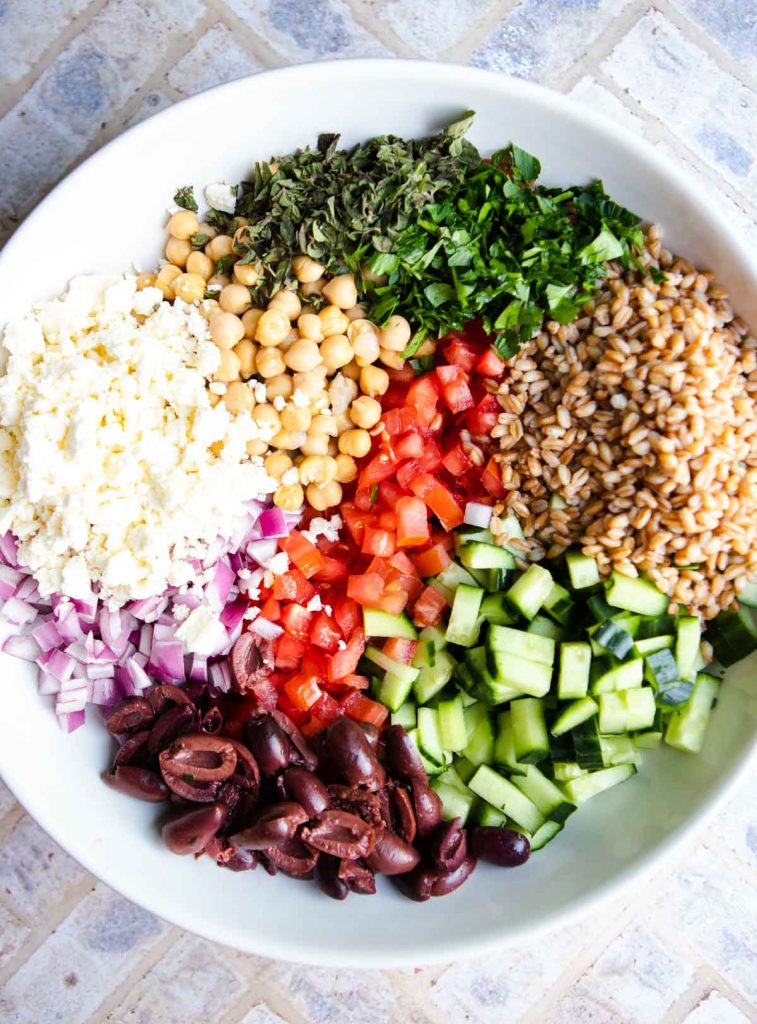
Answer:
xmin=57 ymin=707 xmax=87 ymax=729
xmin=0 ymin=532 xmax=19 ymax=568
xmin=138 ymin=623 xmax=153 ymax=657
xmin=257 ymin=507 xmax=290 ymax=539
xmin=71 ymin=595 xmax=98 ymax=624
xmin=208 ymin=660 xmax=231 ymax=693
xmin=208 ymin=558 xmax=235 ymax=611
xmin=189 ymin=654 xmax=208 ymax=682
xmin=247 ymin=616 xmax=284 ymax=640
xmin=0 ymin=565 xmax=23 ymax=599
xmin=88 ymin=676 xmax=119 ymax=706
xmin=149 ymin=640 xmax=185 ymax=682
xmin=220 ymin=598 xmax=247 ymax=633
xmin=246 ymin=538 xmax=279 ymax=567
xmin=37 ymin=670 xmax=60 ymax=696
xmin=32 ymin=618 xmax=64 ymax=652
xmin=85 ymin=662 xmax=115 ymax=680
xmin=44 ymin=649 xmax=77 ymax=683
xmin=54 ymin=604 xmax=83 ymax=643
xmin=2 ymin=597 xmax=37 ymax=625
xmin=14 ymin=575 xmax=40 ymax=603
xmin=4 ymin=633 xmax=41 ymax=661
xmin=464 ymin=501 xmax=494 ymax=528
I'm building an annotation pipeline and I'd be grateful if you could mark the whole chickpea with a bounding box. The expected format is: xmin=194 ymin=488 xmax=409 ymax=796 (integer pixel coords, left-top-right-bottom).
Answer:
xmin=285 ymin=339 xmax=322 ymax=373
xmin=380 ymin=314 xmax=412 ymax=352
xmin=281 ymin=404 xmax=312 ymax=432
xmin=415 ymin=339 xmax=437 ymax=357
xmin=255 ymin=347 xmax=286 ymax=379
xmin=350 ymin=395 xmax=382 ymax=429
xmin=165 ymin=237 xmax=191 ymax=268
xmin=274 ymin=483 xmax=304 ymax=511
xmin=199 ymin=299 xmax=220 ymax=321
xmin=322 ymin=272 xmax=358 ymax=310
xmin=246 ymin=439 xmax=268 ymax=457
xmin=334 ymin=453 xmax=358 ymax=483
xmin=241 ymin=308 xmax=263 ymax=339
xmin=271 ymin=429 xmax=307 ymax=451
xmin=136 ymin=272 xmax=156 ymax=290
xmin=320 ymin=334 xmax=353 ymax=372
xmin=306 ymin=480 xmax=342 ymax=511
xmin=345 ymin=303 xmax=367 ymax=322
xmin=298 ymin=455 xmax=338 ymax=486
xmin=214 ymin=349 xmax=242 ymax=383
xmin=318 ymin=304 xmax=350 ymax=338
xmin=219 ymin=283 xmax=251 ymax=315
xmin=293 ymin=368 xmax=328 ymax=401
xmin=186 ymin=250 xmax=214 ymax=280
xmin=207 ymin=274 xmax=231 ymax=292
xmin=292 ymin=254 xmax=325 ymax=283
xmin=341 ymin=360 xmax=361 ymax=382
xmin=210 ymin=311 xmax=245 ymax=350
xmin=173 ymin=272 xmax=206 ymax=304
xmin=300 ymin=433 xmax=330 ymax=456
xmin=251 ymin=404 xmax=281 ymax=438
xmin=297 ymin=313 xmax=323 ymax=342
xmin=338 ymin=428 xmax=372 ymax=459
xmin=265 ymin=374 xmax=294 ymax=400
xmin=279 ymin=327 xmax=300 ymax=352
xmin=255 ymin=308 xmax=291 ymax=348
xmin=359 ymin=364 xmax=390 ymax=397
xmin=197 ymin=222 xmax=217 ymax=240
xmin=223 ymin=381 xmax=254 ymax=415
xmin=309 ymin=413 xmax=338 ymax=436
xmin=350 ymin=323 xmax=381 ymax=367
xmin=233 ymin=339 xmax=257 ymax=379
xmin=206 ymin=235 xmax=235 ymax=261
xmin=167 ymin=209 xmax=199 ymax=240
xmin=301 ymin=278 xmax=325 ymax=299
xmin=380 ymin=348 xmax=405 ymax=370
xmin=157 ymin=264 xmax=181 ymax=285
xmin=264 ymin=451 xmax=294 ymax=480
xmin=269 ymin=289 xmax=302 ymax=321
xmin=233 ymin=261 xmax=261 ymax=287
xmin=333 ymin=411 xmax=353 ymax=435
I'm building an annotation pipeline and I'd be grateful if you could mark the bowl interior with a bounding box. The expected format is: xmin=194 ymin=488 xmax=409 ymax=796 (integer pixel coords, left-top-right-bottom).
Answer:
xmin=0 ymin=61 xmax=755 ymax=966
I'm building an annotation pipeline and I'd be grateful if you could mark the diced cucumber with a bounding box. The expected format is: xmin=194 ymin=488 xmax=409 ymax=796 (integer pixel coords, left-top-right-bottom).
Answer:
xmin=552 ymin=761 xmax=587 ymax=782
xmin=462 ymin=646 xmax=521 ymax=704
xmin=636 ymin=614 xmax=677 ymax=640
xmin=587 ymin=593 xmax=616 ymax=622
xmin=560 ymin=763 xmax=637 ymax=804
xmin=707 ymin=606 xmax=757 ymax=667
xmin=486 ymin=647 xmax=553 ymax=699
xmin=413 ymin=648 xmax=455 ymax=704
xmin=476 ymin=803 xmax=508 ymax=827
xmin=480 ymin=593 xmax=518 ymax=626
xmin=599 ymin=734 xmax=640 ymax=766
xmin=527 ymin=615 xmax=568 ymax=642
xmin=445 ymin=584 xmax=485 ymax=647
xmin=551 ymin=696 xmax=598 ymax=736
xmin=406 ymin=728 xmax=446 ymax=776
xmin=417 ymin=707 xmax=449 ymax=767
xmin=571 ymin=716 xmax=604 ymax=770
xmin=497 ymin=515 xmax=526 ymax=556
xmin=364 ymin=645 xmax=420 ymax=679
xmin=493 ymin=710 xmax=527 ymax=776
xmin=505 ymin=564 xmax=554 ymax=620
xmin=598 ymin=692 xmax=626 ymax=734
xmin=633 ymin=708 xmax=664 ymax=748
xmin=675 ymin=615 xmax=701 ymax=680
xmin=530 ymin=819 xmax=564 ymax=851
xmin=435 ymin=766 xmax=468 ymax=791
xmin=566 ymin=551 xmax=600 ymax=590
xmin=390 ymin=702 xmax=417 ymax=729
xmin=543 ymin=582 xmax=576 ymax=627
xmin=362 ymin=607 xmax=418 ymax=639
xmin=413 ymin=626 xmax=445 ymax=668
xmin=376 ymin=670 xmax=415 ymax=712
xmin=468 ymin=765 xmax=545 ymax=833
xmin=438 ymin=694 xmax=467 ymax=752
xmin=511 ymin=697 xmax=549 ymax=764
xmin=462 ymin=704 xmax=495 ymax=766
xmin=656 ymin=679 xmax=694 ymax=708
xmin=430 ymin=779 xmax=477 ymax=824
xmin=455 ymin=526 xmax=496 ymax=549
xmin=590 ymin=656 xmax=643 ymax=694
xmin=557 ymin=641 xmax=592 ymax=699
xmin=511 ymin=764 xmax=576 ymax=822
xmin=453 ymin=755 xmax=477 ymax=784
xmin=737 ymin=579 xmax=757 ymax=608
xmin=622 ymin=687 xmax=657 ymax=730
xmin=487 ymin=625 xmax=555 ymax=666
xmin=634 ymin=635 xmax=674 ymax=656
xmin=434 ymin=562 xmax=478 ymax=594
xmin=643 ymin=648 xmax=679 ymax=687
xmin=665 ymin=673 xmax=720 ymax=753
xmin=592 ymin=620 xmax=635 ymax=660
xmin=460 ymin=541 xmax=516 ymax=571
xmin=604 ymin=572 xmax=668 ymax=616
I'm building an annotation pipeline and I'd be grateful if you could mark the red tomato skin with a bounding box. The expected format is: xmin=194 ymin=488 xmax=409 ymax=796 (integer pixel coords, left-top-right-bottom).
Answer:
xmin=443 ymin=338 xmax=480 ymax=372
xmin=310 ymin=610 xmax=342 ymax=653
xmin=476 ymin=347 xmax=507 ymax=377
xmin=383 ymin=637 xmax=419 ymax=665
xmin=481 ymin=457 xmax=507 ymax=498
xmin=347 ymin=572 xmax=385 ymax=607
xmin=280 ymin=531 xmax=325 ymax=578
xmin=326 ymin=628 xmax=366 ymax=682
xmin=339 ymin=691 xmax=389 ymax=728
xmin=396 ymin=496 xmax=431 ymax=548
xmin=412 ymin=586 xmax=448 ymax=627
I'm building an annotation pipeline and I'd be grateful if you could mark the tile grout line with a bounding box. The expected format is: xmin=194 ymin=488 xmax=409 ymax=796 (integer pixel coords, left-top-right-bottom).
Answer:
xmin=551 ymin=0 xmax=654 ymax=93
xmin=87 ymin=927 xmax=183 ymax=1023
xmin=344 ymin=0 xmax=423 ymax=59
xmin=441 ymin=0 xmax=523 ymax=63
xmin=203 ymin=0 xmax=310 ymax=69
xmin=660 ymin=967 xmax=757 ymax=1024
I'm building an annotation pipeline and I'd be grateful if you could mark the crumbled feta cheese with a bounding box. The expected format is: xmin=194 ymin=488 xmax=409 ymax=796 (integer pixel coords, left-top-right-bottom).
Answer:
xmin=237 ymin=567 xmax=251 ymax=579
xmin=205 ymin=282 xmax=222 ymax=294
xmin=173 ymin=603 xmax=190 ymax=621
xmin=337 ymin=639 xmax=347 ymax=651
xmin=209 ymin=382 xmax=227 ymax=395
xmin=305 ymin=594 xmax=323 ymax=612
xmin=0 ymin=274 xmax=277 ymax=604
xmin=323 ymin=604 xmax=332 ymax=616
xmin=266 ymin=551 xmax=290 ymax=575
xmin=291 ymin=389 xmax=310 ymax=408
xmin=252 ymin=381 xmax=267 ymax=403
xmin=281 ymin=467 xmax=299 ymax=486
xmin=204 ymin=182 xmax=237 ymax=214
xmin=175 ymin=604 xmax=227 ymax=656
xmin=302 ymin=514 xmax=343 ymax=545
xmin=243 ymin=606 xmax=260 ymax=620
xmin=272 ymin=395 xmax=287 ymax=411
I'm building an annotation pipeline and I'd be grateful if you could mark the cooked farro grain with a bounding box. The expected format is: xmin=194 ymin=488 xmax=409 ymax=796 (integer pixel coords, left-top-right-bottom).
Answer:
xmin=491 ymin=227 xmax=757 ymax=618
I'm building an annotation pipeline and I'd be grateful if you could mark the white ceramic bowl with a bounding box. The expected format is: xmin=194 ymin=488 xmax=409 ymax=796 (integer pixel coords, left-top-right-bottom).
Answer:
xmin=0 ymin=61 xmax=755 ymax=968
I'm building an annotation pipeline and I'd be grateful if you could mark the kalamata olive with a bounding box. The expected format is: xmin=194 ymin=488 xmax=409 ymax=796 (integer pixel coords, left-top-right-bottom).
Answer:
xmin=382 ymin=726 xmax=426 ymax=781
xmin=390 ymin=785 xmax=417 ymax=845
xmin=159 ymin=734 xmax=237 ymax=782
xmin=324 ymin=717 xmax=382 ymax=787
xmin=148 ymin=683 xmax=193 ymax=715
xmin=230 ymin=801 xmax=309 ymax=850
xmin=430 ymin=853 xmax=477 ymax=896
xmin=263 ymin=837 xmax=319 ymax=878
xmin=102 ymin=766 xmax=169 ymax=802
xmin=393 ymin=866 xmax=435 ymax=902
xmin=162 ymin=802 xmax=228 ymax=855
xmin=201 ymin=706 xmax=223 ymax=734
xmin=113 ymin=728 xmax=151 ymax=768
xmin=338 ymin=858 xmax=376 ymax=895
xmin=355 ymin=720 xmax=381 ymax=751
xmin=364 ymin=828 xmax=421 ymax=875
xmin=271 ymin=710 xmax=317 ymax=770
xmin=328 ymin=784 xmax=385 ymax=827
xmin=106 ymin=697 xmax=154 ymax=735
xmin=427 ymin=817 xmax=468 ymax=873
xmin=315 ymin=853 xmax=349 ymax=900
xmin=301 ymin=809 xmax=376 ymax=860
xmin=147 ymin=704 xmax=196 ymax=755
xmin=225 ymin=738 xmax=260 ymax=793
xmin=205 ymin=836 xmax=258 ymax=872
xmin=230 ymin=632 xmax=274 ymax=692
xmin=282 ymin=766 xmax=330 ymax=818
xmin=243 ymin=715 xmax=292 ymax=775
xmin=470 ymin=827 xmax=531 ymax=867
xmin=410 ymin=777 xmax=443 ymax=838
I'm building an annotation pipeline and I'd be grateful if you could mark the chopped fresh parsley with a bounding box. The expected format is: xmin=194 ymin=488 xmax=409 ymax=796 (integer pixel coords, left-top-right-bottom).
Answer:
xmin=215 ymin=254 xmax=235 ymax=277
xmin=190 ymin=233 xmax=211 ymax=251
xmin=173 ymin=186 xmax=197 ymax=213
xmin=370 ymin=483 xmax=379 ymax=505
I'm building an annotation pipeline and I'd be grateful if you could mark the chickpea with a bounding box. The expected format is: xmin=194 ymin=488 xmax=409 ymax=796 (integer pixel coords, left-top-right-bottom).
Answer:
xmin=265 ymin=374 xmax=294 ymax=401
xmin=298 ymin=455 xmax=338 ymax=486
xmin=233 ymin=339 xmax=256 ymax=379
xmin=318 ymin=304 xmax=350 ymax=338
xmin=241 ymin=308 xmax=263 ymax=339
xmin=306 ymin=480 xmax=342 ymax=511
xmin=173 ymin=272 xmax=206 ymax=304
xmin=280 ymin=327 xmax=300 ymax=352
xmin=301 ymin=278 xmax=325 ymax=299
xmin=326 ymin=437 xmax=339 ymax=457
xmin=380 ymin=314 xmax=412 ymax=352
xmin=269 ymin=289 xmax=302 ymax=321
xmin=309 ymin=413 xmax=338 ymax=436
xmin=351 ymin=324 xmax=381 ymax=367
xmin=285 ymin=339 xmax=322 ymax=373
xmin=380 ymin=347 xmax=405 ymax=370
xmin=334 ymin=453 xmax=358 ymax=483
xmin=320 ymin=334 xmax=353 ymax=372
xmin=292 ymin=254 xmax=326 ymax=283
xmin=215 ymin=349 xmax=242 ymax=383
xmin=136 ymin=272 xmax=156 ymax=290
xmin=231 ymin=216 xmax=250 ymax=231
xmin=206 ymin=235 xmax=235 ymax=261
xmin=281 ymin=404 xmax=312 ymax=432
xmin=199 ymin=299 xmax=219 ymax=321
xmin=265 ymin=451 xmax=294 ymax=480
xmin=300 ymin=433 xmax=330 ymax=456
xmin=207 ymin=391 xmax=221 ymax=408
xmin=255 ymin=308 xmax=291 ymax=347
xmin=345 ymin=303 xmax=367 ymax=322
xmin=334 ymin=411 xmax=353 ymax=435
xmin=186 ymin=250 xmax=214 ymax=280
xmin=293 ymin=368 xmax=328 ymax=400
xmin=271 ymin=429 xmax=306 ymax=451
xmin=197 ymin=221 xmax=217 ymax=240
xmin=223 ymin=381 xmax=254 ymax=414
xmin=165 ymin=236 xmax=191 ymax=268
xmin=350 ymin=395 xmax=382 ymax=429
xmin=416 ymin=339 xmax=437 ymax=357
xmin=297 ymin=313 xmax=323 ymax=342
xmin=207 ymin=274 xmax=231 ymax=291
xmin=167 ymin=209 xmax=199 ymax=240
xmin=219 ymin=283 xmax=251 ymax=315
xmin=251 ymin=403 xmax=281 ymax=436
xmin=210 ymin=311 xmax=245 ymax=350
xmin=359 ymin=364 xmax=389 ymax=397
xmin=255 ymin=347 xmax=286 ymax=379
xmin=246 ymin=439 xmax=268 ymax=457
xmin=274 ymin=483 xmax=304 ymax=511
xmin=233 ymin=261 xmax=261 ymax=286
xmin=322 ymin=272 xmax=358 ymax=310
xmin=328 ymin=374 xmax=358 ymax=414
xmin=339 ymin=428 xmax=372 ymax=458
xmin=341 ymin=360 xmax=361 ymax=381
xmin=157 ymin=264 xmax=181 ymax=284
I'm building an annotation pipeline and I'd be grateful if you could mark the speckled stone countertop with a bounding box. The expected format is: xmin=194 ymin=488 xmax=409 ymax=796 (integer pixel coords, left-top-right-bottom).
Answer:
xmin=1 ymin=3 xmax=756 ymax=1022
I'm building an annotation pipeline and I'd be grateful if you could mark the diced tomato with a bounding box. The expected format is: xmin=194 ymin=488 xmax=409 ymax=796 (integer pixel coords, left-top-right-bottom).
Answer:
xmin=406 ymin=374 xmax=440 ymax=409
xmin=386 ymin=365 xmax=416 ymax=384
xmin=358 ymin=453 xmax=399 ymax=488
xmin=466 ymin=393 xmax=501 ymax=436
xmin=481 ymin=456 xmax=507 ymax=498
xmin=393 ymin=572 xmax=424 ymax=604
xmin=362 ymin=526 xmax=396 ymax=558
xmin=259 ymin=597 xmax=281 ymax=621
xmin=311 ymin=555 xmax=348 ymax=582
xmin=476 ymin=347 xmax=507 ymax=377
xmin=410 ymin=476 xmax=464 ymax=531
xmin=407 ymin=472 xmax=436 ymax=499
xmin=338 ymin=673 xmax=370 ymax=690
xmin=280 ymin=603 xmax=313 ymax=638
xmin=326 ymin=627 xmax=366 ymax=682
xmin=397 ymin=459 xmax=423 ymax=491
xmin=274 ymin=634 xmax=309 ymax=671
xmin=272 ymin=568 xmax=316 ymax=606
xmin=275 ymin=691 xmax=311 ymax=726
xmin=377 ymin=480 xmax=409 ymax=508
xmin=412 ymin=543 xmax=453 ymax=577
xmin=342 ymin=504 xmax=375 ymax=546
xmin=284 ymin=674 xmax=322 ymax=711
xmin=384 ymin=407 xmax=418 ymax=436
xmin=347 ymin=572 xmax=385 ymax=607
xmin=377 ymin=511 xmax=398 ymax=532
xmin=354 ymin=488 xmax=376 ymax=513
xmin=365 ymin=557 xmax=391 ymax=580
xmin=396 ymin=496 xmax=430 ymax=548
xmin=280 ymin=531 xmax=325 ymax=579
xmin=377 ymin=585 xmax=409 ymax=615
xmin=308 ymin=691 xmax=341 ymax=727
xmin=436 ymin=364 xmax=474 ymax=413
xmin=416 ymin=440 xmax=443 ymax=474
xmin=310 ymin=610 xmax=342 ymax=653
xmin=388 ymin=550 xmax=417 ymax=575
xmin=383 ymin=637 xmax=419 ymax=665
xmin=394 ymin=432 xmax=425 ymax=460
xmin=301 ymin=647 xmax=328 ymax=679
xmin=339 ymin=691 xmax=389 ymax=728
xmin=412 ymin=585 xmax=448 ymax=627
xmin=443 ymin=337 xmax=480 ymax=372
xmin=442 ymin=441 xmax=475 ymax=476
xmin=333 ymin=596 xmax=361 ymax=639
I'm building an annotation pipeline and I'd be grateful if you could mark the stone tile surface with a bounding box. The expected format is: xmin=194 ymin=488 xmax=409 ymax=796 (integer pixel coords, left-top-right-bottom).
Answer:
xmin=0 ymin=814 xmax=89 ymax=920
xmin=167 ymin=23 xmax=263 ymax=97
xmin=0 ymin=0 xmax=93 ymax=86
xmin=682 ymin=989 xmax=753 ymax=1024
xmin=379 ymin=0 xmax=501 ymax=58
xmin=671 ymin=0 xmax=757 ymax=73
xmin=0 ymin=780 xmax=19 ymax=821
xmin=0 ymin=903 xmax=30 ymax=974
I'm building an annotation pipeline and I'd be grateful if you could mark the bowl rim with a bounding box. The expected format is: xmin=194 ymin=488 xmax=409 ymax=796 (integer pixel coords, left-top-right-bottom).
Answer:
xmin=1 ymin=57 xmax=756 ymax=968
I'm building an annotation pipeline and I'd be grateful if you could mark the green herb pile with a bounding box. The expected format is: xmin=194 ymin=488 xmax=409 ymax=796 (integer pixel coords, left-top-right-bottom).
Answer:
xmin=181 ymin=112 xmax=643 ymax=358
